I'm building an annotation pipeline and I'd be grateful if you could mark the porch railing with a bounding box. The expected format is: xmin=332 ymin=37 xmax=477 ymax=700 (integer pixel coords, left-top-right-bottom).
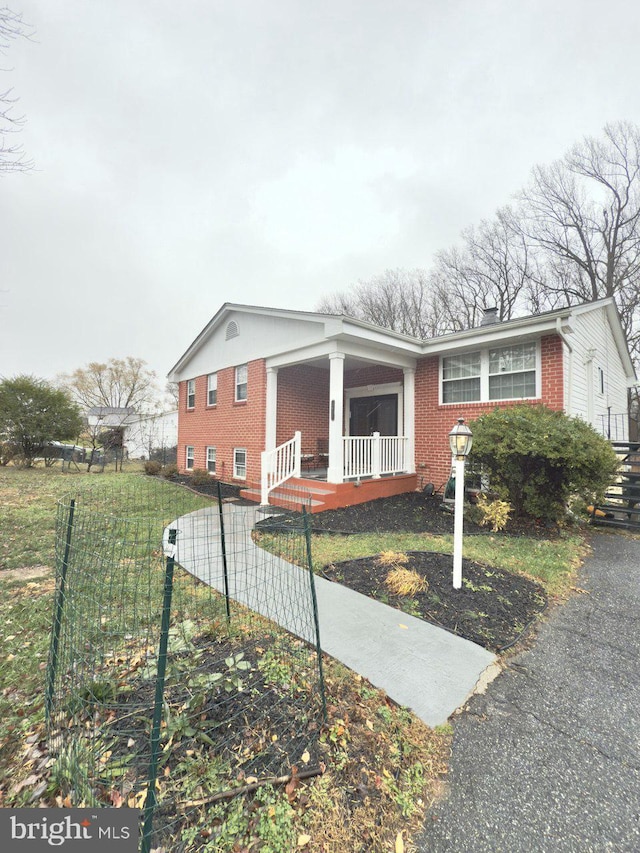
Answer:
xmin=343 ymin=433 xmax=408 ymax=480
xmin=261 ymin=431 xmax=301 ymax=505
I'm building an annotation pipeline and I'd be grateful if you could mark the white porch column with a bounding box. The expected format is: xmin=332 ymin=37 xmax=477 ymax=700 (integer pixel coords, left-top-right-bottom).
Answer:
xmin=327 ymin=353 xmax=345 ymax=483
xmin=403 ymin=366 xmax=416 ymax=474
xmin=265 ymin=367 xmax=278 ymax=451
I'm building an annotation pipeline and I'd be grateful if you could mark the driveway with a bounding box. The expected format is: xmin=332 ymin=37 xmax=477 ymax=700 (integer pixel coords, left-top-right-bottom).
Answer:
xmin=418 ymin=532 xmax=640 ymax=852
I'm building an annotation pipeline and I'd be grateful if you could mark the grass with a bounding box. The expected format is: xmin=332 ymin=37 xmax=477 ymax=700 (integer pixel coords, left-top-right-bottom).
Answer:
xmin=306 ymin=530 xmax=587 ymax=598
xmin=0 ymin=465 xmax=452 ymax=852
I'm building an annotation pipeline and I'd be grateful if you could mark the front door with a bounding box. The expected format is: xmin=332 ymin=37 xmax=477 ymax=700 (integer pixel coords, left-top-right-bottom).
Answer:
xmin=349 ymin=394 xmax=398 ymax=436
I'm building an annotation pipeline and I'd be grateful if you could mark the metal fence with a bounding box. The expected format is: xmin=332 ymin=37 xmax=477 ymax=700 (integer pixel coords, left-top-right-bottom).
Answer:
xmin=45 ymin=477 xmax=325 ymax=852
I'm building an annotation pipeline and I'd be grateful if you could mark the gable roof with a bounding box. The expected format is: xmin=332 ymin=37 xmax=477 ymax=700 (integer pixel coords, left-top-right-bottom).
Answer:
xmin=167 ymin=298 xmax=636 ymax=384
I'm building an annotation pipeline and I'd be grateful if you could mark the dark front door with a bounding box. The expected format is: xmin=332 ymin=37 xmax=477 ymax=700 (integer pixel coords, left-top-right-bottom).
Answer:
xmin=349 ymin=394 xmax=398 ymax=436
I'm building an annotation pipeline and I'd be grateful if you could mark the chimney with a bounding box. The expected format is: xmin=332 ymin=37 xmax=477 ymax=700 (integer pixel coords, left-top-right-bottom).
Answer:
xmin=480 ymin=307 xmax=499 ymax=326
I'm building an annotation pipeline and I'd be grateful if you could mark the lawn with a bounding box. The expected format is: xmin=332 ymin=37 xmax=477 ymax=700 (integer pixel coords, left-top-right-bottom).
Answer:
xmin=0 ymin=465 xmax=452 ymax=853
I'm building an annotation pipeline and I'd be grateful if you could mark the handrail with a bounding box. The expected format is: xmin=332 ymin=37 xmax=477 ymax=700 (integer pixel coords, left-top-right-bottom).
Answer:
xmin=260 ymin=431 xmax=301 ymax=505
xmin=342 ymin=433 xmax=407 ymax=479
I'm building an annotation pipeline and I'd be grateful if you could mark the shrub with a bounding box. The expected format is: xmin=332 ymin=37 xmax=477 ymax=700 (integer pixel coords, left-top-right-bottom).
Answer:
xmin=476 ymin=494 xmax=512 ymax=532
xmin=191 ymin=468 xmax=212 ymax=486
xmin=162 ymin=464 xmax=179 ymax=479
xmin=144 ymin=460 xmax=162 ymax=476
xmin=469 ymin=404 xmax=620 ymax=523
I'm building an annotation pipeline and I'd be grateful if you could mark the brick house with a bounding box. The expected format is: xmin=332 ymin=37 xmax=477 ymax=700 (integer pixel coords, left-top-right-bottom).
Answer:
xmin=167 ymin=298 xmax=636 ymax=511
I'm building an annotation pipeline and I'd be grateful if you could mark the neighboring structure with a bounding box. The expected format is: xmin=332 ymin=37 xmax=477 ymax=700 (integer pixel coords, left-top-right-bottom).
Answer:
xmin=122 ymin=410 xmax=178 ymax=460
xmin=167 ymin=299 xmax=637 ymax=511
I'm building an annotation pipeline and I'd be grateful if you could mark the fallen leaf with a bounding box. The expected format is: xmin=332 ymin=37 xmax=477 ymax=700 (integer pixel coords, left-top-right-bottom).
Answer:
xmin=300 ymin=750 xmax=310 ymax=764
xmin=398 ymin=624 xmax=408 ymax=630
xmin=298 ymin=835 xmax=311 ymax=847
xmin=395 ymin=831 xmax=404 ymax=853
xmin=366 ymin=720 xmax=374 ymax=731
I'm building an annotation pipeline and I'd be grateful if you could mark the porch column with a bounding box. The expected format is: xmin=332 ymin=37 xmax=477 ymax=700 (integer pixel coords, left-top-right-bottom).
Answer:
xmin=403 ymin=366 xmax=416 ymax=474
xmin=265 ymin=367 xmax=278 ymax=451
xmin=327 ymin=353 xmax=345 ymax=483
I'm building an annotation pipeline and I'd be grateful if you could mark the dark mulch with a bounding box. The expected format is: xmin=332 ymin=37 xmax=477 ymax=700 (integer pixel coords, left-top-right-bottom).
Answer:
xmin=168 ymin=475 xmax=251 ymax=502
xmin=323 ymin=551 xmax=547 ymax=653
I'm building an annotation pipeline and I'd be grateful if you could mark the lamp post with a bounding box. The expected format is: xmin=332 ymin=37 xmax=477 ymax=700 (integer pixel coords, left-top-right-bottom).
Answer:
xmin=449 ymin=418 xmax=473 ymax=589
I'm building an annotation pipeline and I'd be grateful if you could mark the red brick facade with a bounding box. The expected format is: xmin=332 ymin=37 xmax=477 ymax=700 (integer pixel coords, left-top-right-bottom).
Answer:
xmin=177 ymin=334 xmax=564 ymax=497
xmin=177 ymin=359 xmax=267 ymax=484
xmin=414 ymin=334 xmax=565 ymax=490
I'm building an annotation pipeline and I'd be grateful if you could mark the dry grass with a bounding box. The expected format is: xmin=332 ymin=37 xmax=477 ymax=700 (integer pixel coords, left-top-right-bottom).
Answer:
xmin=385 ymin=567 xmax=428 ymax=597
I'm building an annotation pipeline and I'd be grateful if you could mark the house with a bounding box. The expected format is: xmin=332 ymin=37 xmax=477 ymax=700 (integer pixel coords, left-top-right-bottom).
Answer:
xmin=122 ymin=410 xmax=178 ymax=461
xmin=167 ymin=298 xmax=637 ymax=512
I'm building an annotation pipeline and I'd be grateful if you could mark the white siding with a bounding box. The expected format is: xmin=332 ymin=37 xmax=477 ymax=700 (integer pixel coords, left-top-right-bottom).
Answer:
xmin=123 ymin=411 xmax=179 ymax=459
xmin=566 ymin=307 xmax=629 ymax=439
xmin=175 ymin=312 xmax=327 ymax=381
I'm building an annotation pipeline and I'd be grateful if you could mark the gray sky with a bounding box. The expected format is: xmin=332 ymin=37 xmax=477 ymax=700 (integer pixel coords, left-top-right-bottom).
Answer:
xmin=2 ymin=0 xmax=640 ymax=392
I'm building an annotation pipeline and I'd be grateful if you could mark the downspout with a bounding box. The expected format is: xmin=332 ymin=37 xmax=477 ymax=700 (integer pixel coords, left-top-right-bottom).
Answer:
xmin=556 ymin=317 xmax=573 ymax=414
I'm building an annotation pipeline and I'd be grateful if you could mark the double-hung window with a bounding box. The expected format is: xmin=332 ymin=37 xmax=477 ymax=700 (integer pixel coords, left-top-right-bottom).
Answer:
xmin=235 ymin=364 xmax=248 ymax=402
xmin=488 ymin=343 xmax=536 ymax=400
xmin=233 ymin=448 xmax=247 ymax=479
xmin=206 ymin=446 xmax=216 ymax=474
xmin=442 ymin=342 xmax=538 ymax=403
xmin=185 ymin=446 xmax=195 ymax=470
xmin=442 ymin=353 xmax=481 ymax=403
xmin=186 ymin=379 xmax=195 ymax=409
xmin=207 ymin=373 xmax=217 ymax=406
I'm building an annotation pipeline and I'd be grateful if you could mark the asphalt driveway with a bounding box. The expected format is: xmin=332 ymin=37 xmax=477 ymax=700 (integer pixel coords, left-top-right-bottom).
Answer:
xmin=418 ymin=531 xmax=640 ymax=852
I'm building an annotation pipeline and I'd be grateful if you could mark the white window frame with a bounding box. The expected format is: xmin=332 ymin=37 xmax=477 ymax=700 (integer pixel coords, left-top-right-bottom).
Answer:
xmin=186 ymin=379 xmax=195 ymax=410
xmin=441 ymin=353 xmax=482 ymax=404
xmin=235 ymin=364 xmax=248 ymax=402
xmin=206 ymin=446 xmax=216 ymax=474
xmin=440 ymin=341 xmax=541 ymax=404
xmin=207 ymin=373 xmax=217 ymax=406
xmin=185 ymin=445 xmax=195 ymax=470
xmin=233 ymin=447 xmax=247 ymax=479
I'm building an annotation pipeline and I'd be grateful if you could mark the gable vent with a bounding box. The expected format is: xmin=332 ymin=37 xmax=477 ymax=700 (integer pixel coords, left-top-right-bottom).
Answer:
xmin=225 ymin=321 xmax=239 ymax=340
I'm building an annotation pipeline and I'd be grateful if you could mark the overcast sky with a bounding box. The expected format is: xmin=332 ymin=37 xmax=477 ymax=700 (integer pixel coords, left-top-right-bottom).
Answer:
xmin=2 ymin=0 xmax=640 ymax=393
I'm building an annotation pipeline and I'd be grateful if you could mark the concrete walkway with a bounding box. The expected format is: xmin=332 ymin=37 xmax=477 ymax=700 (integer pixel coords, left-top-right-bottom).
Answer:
xmin=168 ymin=504 xmax=496 ymax=727
xmin=418 ymin=532 xmax=640 ymax=852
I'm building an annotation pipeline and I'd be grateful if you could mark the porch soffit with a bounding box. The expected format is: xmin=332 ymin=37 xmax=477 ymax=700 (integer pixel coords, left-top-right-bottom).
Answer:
xmin=266 ymin=339 xmax=418 ymax=372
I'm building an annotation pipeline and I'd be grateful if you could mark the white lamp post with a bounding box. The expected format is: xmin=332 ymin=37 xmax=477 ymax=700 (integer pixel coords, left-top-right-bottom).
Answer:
xmin=449 ymin=418 xmax=473 ymax=589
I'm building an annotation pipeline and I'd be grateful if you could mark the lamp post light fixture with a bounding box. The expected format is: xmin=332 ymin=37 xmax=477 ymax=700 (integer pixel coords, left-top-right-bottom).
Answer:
xmin=449 ymin=418 xmax=473 ymax=589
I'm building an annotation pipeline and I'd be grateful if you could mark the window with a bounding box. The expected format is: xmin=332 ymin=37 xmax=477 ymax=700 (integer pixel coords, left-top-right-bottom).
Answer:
xmin=441 ymin=342 xmax=539 ymax=404
xmin=186 ymin=379 xmax=195 ymax=409
xmin=488 ymin=343 xmax=536 ymax=400
xmin=235 ymin=364 xmax=248 ymax=402
xmin=442 ymin=353 xmax=481 ymax=403
xmin=598 ymin=366 xmax=605 ymax=395
xmin=206 ymin=446 xmax=216 ymax=473
xmin=185 ymin=446 xmax=195 ymax=470
xmin=233 ymin=448 xmax=247 ymax=479
xmin=207 ymin=373 xmax=217 ymax=406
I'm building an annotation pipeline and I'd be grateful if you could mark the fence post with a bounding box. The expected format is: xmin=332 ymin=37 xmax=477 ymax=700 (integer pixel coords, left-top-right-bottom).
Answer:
xmin=46 ymin=498 xmax=75 ymax=726
xmin=302 ymin=508 xmax=327 ymax=722
xmin=141 ymin=529 xmax=177 ymax=853
xmin=217 ymin=480 xmax=231 ymax=622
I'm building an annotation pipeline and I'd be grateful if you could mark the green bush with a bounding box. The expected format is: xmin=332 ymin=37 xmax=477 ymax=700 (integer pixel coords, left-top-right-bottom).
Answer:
xmin=469 ymin=404 xmax=620 ymax=523
xmin=191 ymin=467 xmax=212 ymax=486
xmin=143 ymin=460 xmax=162 ymax=476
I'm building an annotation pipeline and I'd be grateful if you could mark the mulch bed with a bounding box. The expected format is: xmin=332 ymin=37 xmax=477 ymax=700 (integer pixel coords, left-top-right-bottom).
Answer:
xmin=322 ymin=551 xmax=547 ymax=653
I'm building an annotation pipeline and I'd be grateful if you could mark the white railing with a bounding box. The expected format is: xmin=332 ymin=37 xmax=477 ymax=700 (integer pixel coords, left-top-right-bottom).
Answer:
xmin=261 ymin=431 xmax=301 ymax=505
xmin=342 ymin=433 xmax=408 ymax=480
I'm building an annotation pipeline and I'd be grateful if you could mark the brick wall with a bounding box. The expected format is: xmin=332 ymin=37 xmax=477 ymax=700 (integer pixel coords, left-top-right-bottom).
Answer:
xmin=177 ymin=359 xmax=267 ymax=484
xmin=415 ymin=334 xmax=565 ymax=490
xmin=276 ymin=365 xmax=329 ymax=450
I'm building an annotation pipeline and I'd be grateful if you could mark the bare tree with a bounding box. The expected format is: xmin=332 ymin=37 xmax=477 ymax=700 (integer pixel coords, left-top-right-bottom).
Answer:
xmin=0 ymin=6 xmax=33 ymax=174
xmin=518 ymin=121 xmax=640 ymax=358
xmin=317 ymin=268 xmax=443 ymax=338
xmin=61 ymin=357 xmax=161 ymax=413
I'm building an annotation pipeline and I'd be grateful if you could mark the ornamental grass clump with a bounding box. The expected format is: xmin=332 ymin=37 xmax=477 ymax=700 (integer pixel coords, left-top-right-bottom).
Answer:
xmin=385 ymin=567 xmax=428 ymax=597
xmin=476 ymin=494 xmax=512 ymax=532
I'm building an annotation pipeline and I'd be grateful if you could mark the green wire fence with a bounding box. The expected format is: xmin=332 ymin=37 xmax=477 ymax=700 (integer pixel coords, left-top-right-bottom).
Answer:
xmin=45 ymin=477 xmax=325 ymax=852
